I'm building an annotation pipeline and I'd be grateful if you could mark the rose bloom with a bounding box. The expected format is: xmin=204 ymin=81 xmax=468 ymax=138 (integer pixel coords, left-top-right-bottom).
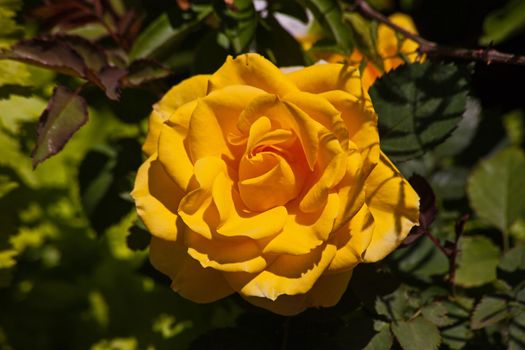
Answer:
xmin=132 ymin=53 xmax=419 ymax=315
xmin=303 ymin=13 xmax=422 ymax=90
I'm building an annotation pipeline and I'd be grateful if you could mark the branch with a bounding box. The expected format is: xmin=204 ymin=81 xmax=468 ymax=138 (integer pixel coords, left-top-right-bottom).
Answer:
xmin=351 ymin=0 xmax=525 ymax=66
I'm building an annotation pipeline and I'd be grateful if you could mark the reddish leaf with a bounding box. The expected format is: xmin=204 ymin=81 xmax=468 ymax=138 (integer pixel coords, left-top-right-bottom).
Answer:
xmin=409 ymin=174 xmax=438 ymax=229
xmin=32 ymin=86 xmax=89 ymax=168
xmin=0 ymin=37 xmax=87 ymax=77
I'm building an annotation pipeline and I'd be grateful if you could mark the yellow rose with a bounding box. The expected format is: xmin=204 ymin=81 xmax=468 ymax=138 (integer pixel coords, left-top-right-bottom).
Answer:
xmin=308 ymin=13 xmax=422 ymax=90
xmin=132 ymin=54 xmax=419 ymax=315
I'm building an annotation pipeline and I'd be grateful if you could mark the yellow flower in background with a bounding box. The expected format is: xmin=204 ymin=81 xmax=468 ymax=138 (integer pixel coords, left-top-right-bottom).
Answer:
xmin=132 ymin=54 xmax=419 ymax=315
xmin=308 ymin=13 xmax=422 ymax=90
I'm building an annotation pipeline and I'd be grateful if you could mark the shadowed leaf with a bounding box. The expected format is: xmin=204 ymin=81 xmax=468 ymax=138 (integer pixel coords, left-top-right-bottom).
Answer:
xmin=471 ymin=295 xmax=509 ymax=330
xmin=120 ymin=59 xmax=171 ymax=87
xmin=31 ymin=86 xmax=88 ymax=169
xmin=369 ymin=61 xmax=470 ymax=161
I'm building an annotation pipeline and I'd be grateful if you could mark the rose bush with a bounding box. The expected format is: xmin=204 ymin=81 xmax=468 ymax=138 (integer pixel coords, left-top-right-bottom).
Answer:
xmin=132 ymin=53 xmax=419 ymax=315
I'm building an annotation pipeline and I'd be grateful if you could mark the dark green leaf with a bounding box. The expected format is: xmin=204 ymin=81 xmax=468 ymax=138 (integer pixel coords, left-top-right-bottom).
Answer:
xmin=127 ymin=221 xmax=151 ymax=251
xmin=130 ymin=6 xmax=213 ymax=60
xmin=421 ymin=302 xmax=454 ymax=327
xmin=455 ymin=236 xmax=500 ymax=288
xmin=467 ymin=148 xmax=525 ymax=233
xmin=304 ymin=0 xmax=354 ymax=54
xmin=369 ymin=61 xmax=470 ymax=161
xmin=120 ymin=60 xmax=171 ymax=87
xmin=31 ymin=86 xmax=88 ymax=168
xmin=509 ymin=312 xmax=525 ymax=350
xmin=269 ymin=1 xmax=308 ymax=23
xmin=375 ymin=285 xmax=420 ymax=321
xmin=219 ymin=0 xmax=257 ymax=54
xmin=471 ymin=295 xmax=509 ymax=330
xmin=78 ymin=139 xmax=141 ymax=234
xmin=363 ymin=326 xmax=393 ymax=350
xmin=392 ymin=316 xmax=441 ymax=350
xmin=434 ymin=97 xmax=481 ymax=157
xmin=256 ymin=15 xmax=305 ymax=67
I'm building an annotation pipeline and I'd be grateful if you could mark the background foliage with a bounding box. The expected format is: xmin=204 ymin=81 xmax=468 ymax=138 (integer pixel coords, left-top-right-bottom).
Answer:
xmin=1 ymin=0 xmax=525 ymax=349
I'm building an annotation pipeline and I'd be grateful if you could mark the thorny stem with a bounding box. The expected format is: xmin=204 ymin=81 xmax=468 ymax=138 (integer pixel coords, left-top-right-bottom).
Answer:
xmin=351 ymin=0 xmax=525 ymax=66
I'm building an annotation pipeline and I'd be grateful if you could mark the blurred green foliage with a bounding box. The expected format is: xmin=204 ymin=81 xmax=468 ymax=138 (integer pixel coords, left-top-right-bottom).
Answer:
xmin=1 ymin=0 xmax=525 ymax=349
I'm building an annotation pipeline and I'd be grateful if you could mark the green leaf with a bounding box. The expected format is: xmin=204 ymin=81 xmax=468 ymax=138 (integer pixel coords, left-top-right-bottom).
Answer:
xmin=256 ymin=15 xmax=305 ymax=67
xmin=471 ymin=295 xmax=509 ymax=330
xmin=499 ymin=244 xmax=525 ymax=272
xmin=126 ymin=221 xmax=151 ymax=251
xmin=78 ymin=139 xmax=141 ymax=234
xmin=455 ymin=236 xmax=500 ymax=288
xmin=0 ymin=174 xmax=17 ymax=198
xmin=369 ymin=61 xmax=470 ymax=161
xmin=304 ymin=0 xmax=354 ymax=54
xmin=467 ymin=148 xmax=525 ymax=233
xmin=120 ymin=60 xmax=171 ymax=87
xmin=421 ymin=302 xmax=454 ymax=327
xmin=130 ymin=6 xmax=213 ymax=60
xmin=219 ymin=0 xmax=257 ymax=54
xmin=509 ymin=312 xmax=525 ymax=350
xmin=441 ymin=297 xmax=475 ymax=350
xmin=480 ymin=0 xmax=525 ymax=45
xmin=31 ymin=86 xmax=88 ymax=169
xmin=392 ymin=316 xmax=441 ymax=350
xmin=375 ymin=285 xmax=420 ymax=321
xmin=363 ymin=326 xmax=393 ymax=350
xmin=433 ymin=97 xmax=481 ymax=157
xmin=390 ymin=235 xmax=448 ymax=282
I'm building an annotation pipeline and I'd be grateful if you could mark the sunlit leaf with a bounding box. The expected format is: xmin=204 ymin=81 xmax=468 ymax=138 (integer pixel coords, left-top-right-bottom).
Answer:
xmin=467 ymin=148 xmax=525 ymax=233
xmin=455 ymin=236 xmax=500 ymax=288
xmin=392 ymin=316 xmax=441 ymax=350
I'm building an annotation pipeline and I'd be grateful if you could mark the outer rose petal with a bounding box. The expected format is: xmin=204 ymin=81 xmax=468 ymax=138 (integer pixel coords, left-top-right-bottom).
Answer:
xmin=208 ymin=54 xmax=298 ymax=96
xmin=131 ymin=155 xmax=184 ymax=241
xmin=287 ymin=63 xmax=365 ymax=100
xmin=149 ymin=237 xmax=233 ymax=303
xmin=243 ymin=270 xmax=353 ymax=316
xmin=143 ymin=75 xmax=209 ymax=156
xmin=226 ymin=243 xmax=337 ymax=301
xmin=363 ymin=152 xmax=419 ymax=262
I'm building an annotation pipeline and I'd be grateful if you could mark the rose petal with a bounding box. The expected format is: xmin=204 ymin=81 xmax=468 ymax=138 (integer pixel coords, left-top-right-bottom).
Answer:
xmin=186 ymin=230 xmax=267 ymax=273
xmin=149 ymin=237 xmax=233 ymax=303
xmin=187 ymin=85 xmax=267 ymax=164
xmin=226 ymin=243 xmax=337 ymax=300
xmin=321 ymin=90 xmax=379 ymax=175
xmin=363 ymin=152 xmax=419 ymax=262
xmin=262 ymin=193 xmax=339 ymax=255
xmin=158 ymin=101 xmax=198 ymax=191
xmin=328 ymin=203 xmax=375 ymax=272
xmin=208 ymin=54 xmax=298 ymax=96
xmin=287 ymin=63 xmax=364 ymax=99
xmin=143 ymin=75 xmax=209 ymax=156
xmin=131 ymin=155 xmax=185 ymax=241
